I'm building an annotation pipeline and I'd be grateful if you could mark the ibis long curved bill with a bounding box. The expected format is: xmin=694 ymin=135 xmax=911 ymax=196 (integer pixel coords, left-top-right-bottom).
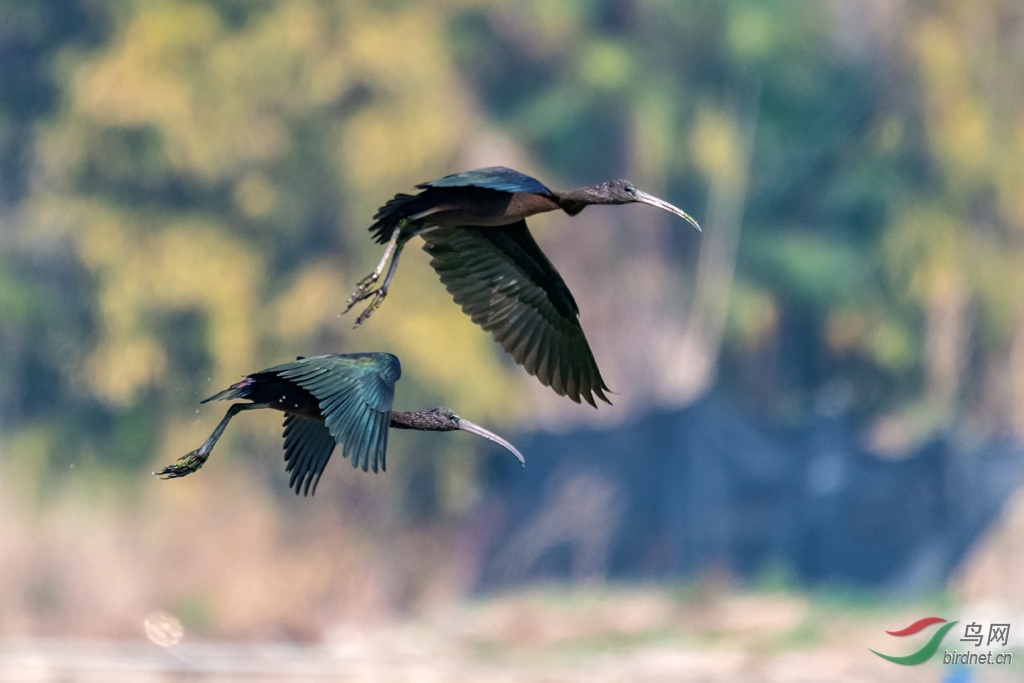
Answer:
xmin=457 ymin=416 xmax=525 ymax=466
xmin=633 ymin=190 xmax=702 ymax=232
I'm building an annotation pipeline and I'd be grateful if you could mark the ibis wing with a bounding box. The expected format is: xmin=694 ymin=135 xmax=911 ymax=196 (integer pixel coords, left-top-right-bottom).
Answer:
xmin=370 ymin=168 xmax=552 ymax=244
xmin=270 ymin=354 xmax=398 ymax=474
xmin=422 ymin=222 xmax=610 ymax=407
xmin=282 ymin=415 xmax=337 ymax=496
xmin=419 ymin=167 xmax=553 ymax=196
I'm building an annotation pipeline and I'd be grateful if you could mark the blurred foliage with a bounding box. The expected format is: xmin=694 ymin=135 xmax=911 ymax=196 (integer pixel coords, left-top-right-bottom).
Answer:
xmin=2 ymin=0 xmax=1024 ymax=510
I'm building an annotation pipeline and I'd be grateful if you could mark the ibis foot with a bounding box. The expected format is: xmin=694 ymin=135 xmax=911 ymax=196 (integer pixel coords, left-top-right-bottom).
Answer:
xmin=344 ymin=272 xmax=380 ymax=314
xmin=156 ymin=448 xmax=209 ymax=479
xmin=354 ymin=289 xmax=388 ymax=327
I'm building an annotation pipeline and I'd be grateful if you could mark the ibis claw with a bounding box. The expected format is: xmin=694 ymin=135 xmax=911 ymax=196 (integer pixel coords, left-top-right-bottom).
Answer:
xmin=155 ymin=448 xmax=209 ymax=480
xmin=354 ymin=289 xmax=388 ymax=327
xmin=344 ymin=272 xmax=380 ymax=313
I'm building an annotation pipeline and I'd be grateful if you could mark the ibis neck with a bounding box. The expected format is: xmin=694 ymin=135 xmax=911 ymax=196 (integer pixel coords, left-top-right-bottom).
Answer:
xmin=389 ymin=408 xmax=459 ymax=432
xmin=553 ymin=186 xmax=611 ymax=216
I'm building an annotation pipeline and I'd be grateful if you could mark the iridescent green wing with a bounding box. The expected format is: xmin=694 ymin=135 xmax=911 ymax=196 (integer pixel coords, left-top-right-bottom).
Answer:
xmin=281 ymin=415 xmax=336 ymax=496
xmin=271 ymin=353 xmax=400 ymax=479
xmin=422 ymin=222 xmax=610 ymax=407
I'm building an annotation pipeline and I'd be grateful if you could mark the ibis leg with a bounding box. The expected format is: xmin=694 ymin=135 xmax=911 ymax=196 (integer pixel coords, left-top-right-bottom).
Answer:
xmin=353 ymin=241 xmax=405 ymax=326
xmin=344 ymin=227 xmax=401 ymax=313
xmin=156 ymin=403 xmax=270 ymax=479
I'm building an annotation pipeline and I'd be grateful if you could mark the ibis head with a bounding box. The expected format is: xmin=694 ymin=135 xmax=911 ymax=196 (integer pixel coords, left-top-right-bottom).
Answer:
xmin=566 ymin=179 xmax=701 ymax=231
xmin=388 ymin=406 xmax=525 ymax=466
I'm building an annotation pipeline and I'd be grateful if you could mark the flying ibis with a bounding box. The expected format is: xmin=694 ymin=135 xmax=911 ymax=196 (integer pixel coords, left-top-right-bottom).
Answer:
xmin=344 ymin=167 xmax=700 ymax=407
xmin=156 ymin=353 xmax=524 ymax=496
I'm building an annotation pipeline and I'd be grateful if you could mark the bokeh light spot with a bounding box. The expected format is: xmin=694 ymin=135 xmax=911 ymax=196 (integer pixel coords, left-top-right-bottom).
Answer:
xmin=144 ymin=611 xmax=184 ymax=647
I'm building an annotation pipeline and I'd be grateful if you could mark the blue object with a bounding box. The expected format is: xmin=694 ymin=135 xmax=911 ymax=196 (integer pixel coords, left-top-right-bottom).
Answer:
xmin=942 ymin=665 xmax=974 ymax=683
xmin=420 ymin=166 xmax=553 ymax=196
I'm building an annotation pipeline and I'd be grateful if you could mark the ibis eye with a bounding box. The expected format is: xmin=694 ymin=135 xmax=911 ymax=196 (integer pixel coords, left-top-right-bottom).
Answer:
xmin=626 ymin=185 xmax=637 ymax=194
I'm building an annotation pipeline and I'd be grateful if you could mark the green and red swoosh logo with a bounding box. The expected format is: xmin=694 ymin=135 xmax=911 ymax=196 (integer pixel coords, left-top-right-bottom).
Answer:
xmin=870 ymin=617 xmax=957 ymax=665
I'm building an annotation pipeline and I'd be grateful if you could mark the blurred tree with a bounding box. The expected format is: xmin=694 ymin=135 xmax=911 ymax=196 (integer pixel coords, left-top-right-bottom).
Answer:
xmin=1 ymin=0 xmax=1023 ymax=501
xmin=3 ymin=0 xmax=1024 ymax=635
xmin=13 ymin=0 xmax=523 ymax=504
xmin=451 ymin=0 xmax=1024 ymax=440
xmin=896 ymin=0 xmax=1024 ymax=437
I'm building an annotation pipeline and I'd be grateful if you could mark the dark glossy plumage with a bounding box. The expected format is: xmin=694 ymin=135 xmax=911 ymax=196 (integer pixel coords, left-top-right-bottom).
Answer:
xmin=423 ymin=224 xmax=608 ymax=405
xmin=271 ymin=353 xmax=396 ymax=482
xmin=421 ymin=166 xmax=553 ymax=195
xmin=157 ymin=353 xmax=523 ymax=496
xmin=346 ymin=166 xmax=700 ymax=407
